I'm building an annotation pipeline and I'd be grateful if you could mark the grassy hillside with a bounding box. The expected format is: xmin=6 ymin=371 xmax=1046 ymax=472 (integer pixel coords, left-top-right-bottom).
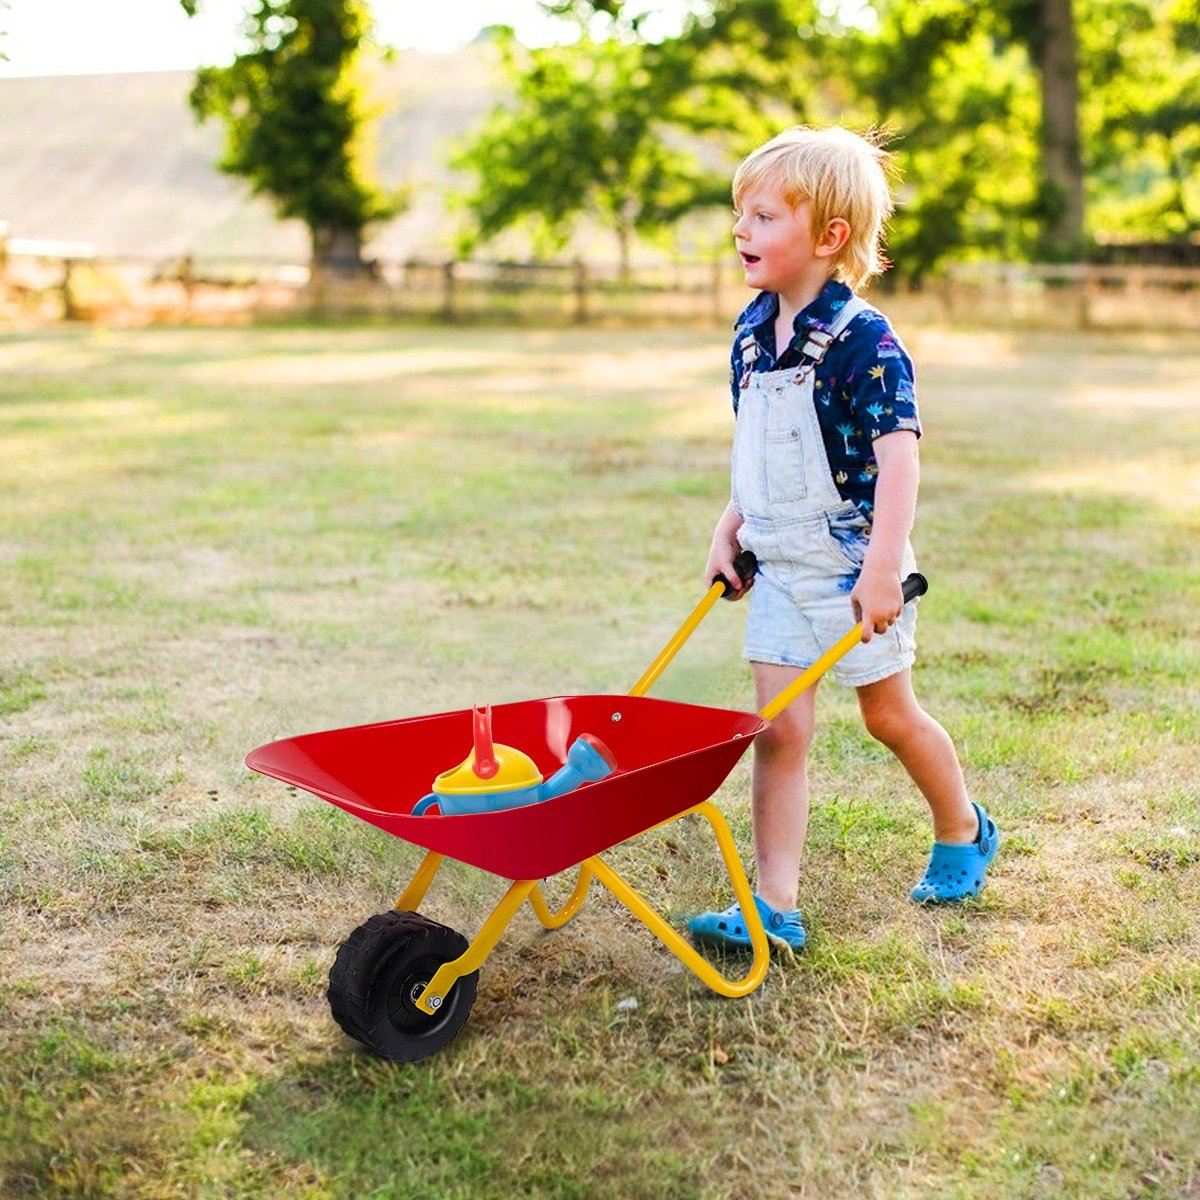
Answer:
xmin=0 ymin=47 xmax=500 ymax=263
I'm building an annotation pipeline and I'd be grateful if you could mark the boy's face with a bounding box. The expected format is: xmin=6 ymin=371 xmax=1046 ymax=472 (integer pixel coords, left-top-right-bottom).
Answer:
xmin=732 ymin=183 xmax=830 ymax=296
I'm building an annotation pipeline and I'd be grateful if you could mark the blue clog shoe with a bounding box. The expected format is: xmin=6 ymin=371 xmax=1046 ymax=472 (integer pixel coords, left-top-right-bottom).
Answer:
xmin=910 ymin=802 xmax=1000 ymax=903
xmin=687 ymin=893 xmax=807 ymax=951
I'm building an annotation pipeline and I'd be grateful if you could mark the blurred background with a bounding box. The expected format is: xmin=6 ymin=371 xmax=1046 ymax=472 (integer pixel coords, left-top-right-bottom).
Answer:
xmin=1 ymin=0 xmax=1197 ymax=326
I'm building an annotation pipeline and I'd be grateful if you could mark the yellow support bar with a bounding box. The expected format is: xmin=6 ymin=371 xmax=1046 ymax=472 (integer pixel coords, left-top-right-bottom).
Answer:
xmin=585 ymin=801 xmax=769 ymax=999
xmin=412 ymin=800 xmax=772 ymax=1014
xmin=394 ymin=850 xmax=445 ymax=912
xmin=416 ymin=878 xmax=538 ymax=1015
xmin=757 ymin=621 xmax=864 ymax=722
xmin=528 ymin=865 xmax=593 ymax=930
xmin=413 ymin=867 xmax=592 ymax=1015
xmin=628 ymin=580 xmax=726 ymax=697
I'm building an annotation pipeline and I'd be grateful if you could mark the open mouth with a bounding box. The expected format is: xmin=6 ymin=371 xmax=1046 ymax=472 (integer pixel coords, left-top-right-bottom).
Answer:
xmin=740 ymin=252 xmax=761 ymax=266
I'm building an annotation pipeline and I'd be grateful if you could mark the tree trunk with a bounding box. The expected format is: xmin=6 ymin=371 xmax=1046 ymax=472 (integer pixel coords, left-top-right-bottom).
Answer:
xmin=309 ymin=225 xmax=370 ymax=287
xmin=1166 ymin=135 xmax=1196 ymax=230
xmin=1035 ymin=0 xmax=1086 ymax=259
xmin=616 ymin=222 xmax=632 ymax=283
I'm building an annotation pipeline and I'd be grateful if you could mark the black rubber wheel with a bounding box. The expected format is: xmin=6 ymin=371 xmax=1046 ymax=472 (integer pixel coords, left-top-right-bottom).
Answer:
xmin=327 ymin=910 xmax=479 ymax=1062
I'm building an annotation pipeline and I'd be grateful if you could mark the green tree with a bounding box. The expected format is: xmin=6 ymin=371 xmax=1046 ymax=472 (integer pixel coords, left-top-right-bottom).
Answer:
xmin=181 ymin=0 xmax=402 ymax=279
xmin=561 ymin=0 xmax=1094 ymax=269
xmin=490 ymin=0 xmax=1192 ymax=277
xmin=537 ymin=1 xmax=1036 ymax=279
xmin=1085 ymin=0 xmax=1200 ymax=241
xmin=453 ymin=27 xmax=722 ymax=276
xmin=1001 ymin=0 xmax=1087 ymax=259
xmin=848 ymin=3 xmax=1046 ymax=277
xmin=736 ymin=0 xmax=1084 ymax=262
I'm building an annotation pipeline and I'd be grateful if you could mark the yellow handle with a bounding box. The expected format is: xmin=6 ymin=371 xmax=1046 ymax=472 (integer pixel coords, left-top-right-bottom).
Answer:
xmin=629 ymin=553 xmax=759 ymax=698
xmin=627 ymin=579 xmax=727 ymax=697
xmin=756 ymin=573 xmax=926 ymax=721
xmin=757 ymin=621 xmax=864 ymax=722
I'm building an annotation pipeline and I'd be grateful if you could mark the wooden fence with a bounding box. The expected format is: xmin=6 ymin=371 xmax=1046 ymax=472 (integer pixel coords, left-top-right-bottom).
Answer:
xmin=2 ymin=226 xmax=1198 ymax=331
xmin=938 ymin=261 xmax=1200 ymax=332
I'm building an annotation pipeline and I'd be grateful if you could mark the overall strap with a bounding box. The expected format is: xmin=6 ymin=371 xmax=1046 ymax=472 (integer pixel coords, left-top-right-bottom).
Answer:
xmin=794 ymin=295 xmax=872 ymax=376
xmin=737 ymin=329 xmax=760 ymax=391
xmin=738 ymin=294 xmax=873 ymax=392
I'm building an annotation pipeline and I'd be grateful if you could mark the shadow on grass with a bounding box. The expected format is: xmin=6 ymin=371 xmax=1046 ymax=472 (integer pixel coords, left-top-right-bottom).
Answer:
xmin=240 ymin=1045 xmax=718 ymax=1200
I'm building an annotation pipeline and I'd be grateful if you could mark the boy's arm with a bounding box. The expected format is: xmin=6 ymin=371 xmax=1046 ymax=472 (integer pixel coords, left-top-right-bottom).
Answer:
xmin=852 ymin=430 xmax=919 ymax=642
xmin=705 ymin=501 xmax=746 ymax=594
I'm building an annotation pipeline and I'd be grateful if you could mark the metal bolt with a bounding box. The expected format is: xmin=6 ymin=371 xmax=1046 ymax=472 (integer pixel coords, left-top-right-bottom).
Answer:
xmin=428 ymin=994 xmax=442 ymax=1010
xmin=611 ymin=712 xmax=622 ymax=722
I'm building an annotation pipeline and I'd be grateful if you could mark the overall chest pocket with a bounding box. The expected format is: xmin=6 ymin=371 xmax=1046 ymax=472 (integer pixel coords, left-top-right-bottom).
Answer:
xmin=764 ymin=397 xmax=808 ymax=502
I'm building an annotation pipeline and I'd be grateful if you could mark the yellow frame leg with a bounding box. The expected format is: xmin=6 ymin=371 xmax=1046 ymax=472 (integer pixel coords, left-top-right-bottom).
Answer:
xmin=415 ymin=878 xmax=538 ymax=1015
xmin=528 ymin=865 xmax=593 ymax=930
xmin=401 ymin=806 xmax=769 ymax=1013
xmin=585 ymin=800 xmax=769 ymax=998
xmin=394 ymin=850 xmax=445 ymax=912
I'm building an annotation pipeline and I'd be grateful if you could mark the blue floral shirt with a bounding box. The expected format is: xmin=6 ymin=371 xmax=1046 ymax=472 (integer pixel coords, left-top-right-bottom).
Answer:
xmin=730 ymin=279 xmax=921 ymax=524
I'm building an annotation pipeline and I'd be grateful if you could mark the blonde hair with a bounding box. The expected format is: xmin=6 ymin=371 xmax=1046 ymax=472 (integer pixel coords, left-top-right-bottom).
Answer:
xmin=732 ymin=126 xmax=896 ymax=290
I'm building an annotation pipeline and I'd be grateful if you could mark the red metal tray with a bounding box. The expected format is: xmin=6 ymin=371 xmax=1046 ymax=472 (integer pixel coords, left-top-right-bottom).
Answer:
xmin=246 ymin=694 xmax=766 ymax=880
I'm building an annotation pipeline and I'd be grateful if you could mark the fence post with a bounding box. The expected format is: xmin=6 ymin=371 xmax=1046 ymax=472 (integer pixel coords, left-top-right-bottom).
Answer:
xmin=61 ymin=257 xmax=81 ymax=320
xmin=442 ymin=260 xmax=456 ymax=321
xmin=573 ymin=258 xmax=588 ymax=325
xmin=1079 ymin=263 xmax=1094 ymax=330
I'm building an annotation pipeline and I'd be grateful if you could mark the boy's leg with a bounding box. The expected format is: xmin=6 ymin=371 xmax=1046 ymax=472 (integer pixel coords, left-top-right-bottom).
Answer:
xmin=751 ymin=661 xmax=820 ymax=911
xmin=854 ymin=669 xmax=976 ymax=842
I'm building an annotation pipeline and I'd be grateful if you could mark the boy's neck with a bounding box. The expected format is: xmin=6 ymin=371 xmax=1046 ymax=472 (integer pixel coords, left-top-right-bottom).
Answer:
xmin=775 ymin=270 xmax=836 ymax=331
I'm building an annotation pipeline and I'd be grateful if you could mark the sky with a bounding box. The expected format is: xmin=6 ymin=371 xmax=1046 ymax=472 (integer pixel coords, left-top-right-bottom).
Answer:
xmin=0 ymin=0 xmax=579 ymax=77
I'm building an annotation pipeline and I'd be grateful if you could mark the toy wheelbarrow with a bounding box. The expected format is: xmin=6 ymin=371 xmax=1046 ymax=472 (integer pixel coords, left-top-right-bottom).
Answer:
xmin=246 ymin=557 xmax=927 ymax=1062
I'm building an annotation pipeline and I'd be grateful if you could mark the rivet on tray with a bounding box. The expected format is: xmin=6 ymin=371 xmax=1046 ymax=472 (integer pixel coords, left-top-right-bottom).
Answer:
xmin=611 ymin=713 xmax=622 ymax=722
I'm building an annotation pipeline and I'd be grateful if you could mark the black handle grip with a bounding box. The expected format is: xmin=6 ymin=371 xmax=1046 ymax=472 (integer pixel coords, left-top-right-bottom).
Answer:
xmin=716 ymin=550 xmax=759 ymax=599
xmin=902 ymin=572 xmax=928 ymax=603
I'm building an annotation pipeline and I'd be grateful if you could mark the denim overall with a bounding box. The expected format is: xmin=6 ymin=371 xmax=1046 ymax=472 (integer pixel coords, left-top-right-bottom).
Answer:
xmin=732 ymin=296 xmax=918 ymax=685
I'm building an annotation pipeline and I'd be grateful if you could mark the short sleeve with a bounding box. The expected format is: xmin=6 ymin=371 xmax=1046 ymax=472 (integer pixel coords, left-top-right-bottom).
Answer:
xmin=730 ymin=330 xmax=745 ymax=413
xmin=841 ymin=313 xmax=921 ymax=442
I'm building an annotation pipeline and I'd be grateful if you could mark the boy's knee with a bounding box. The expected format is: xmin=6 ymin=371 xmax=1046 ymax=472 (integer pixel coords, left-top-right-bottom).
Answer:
xmin=861 ymin=700 xmax=912 ymax=749
xmin=758 ymin=708 xmax=815 ymax=760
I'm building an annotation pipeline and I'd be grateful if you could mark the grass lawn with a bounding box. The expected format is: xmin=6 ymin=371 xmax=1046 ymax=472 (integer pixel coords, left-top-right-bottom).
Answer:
xmin=1 ymin=320 xmax=1198 ymax=1199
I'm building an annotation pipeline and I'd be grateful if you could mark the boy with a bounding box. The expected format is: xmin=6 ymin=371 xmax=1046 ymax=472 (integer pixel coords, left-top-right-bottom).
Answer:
xmin=688 ymin=127 xmax=998 ymax=952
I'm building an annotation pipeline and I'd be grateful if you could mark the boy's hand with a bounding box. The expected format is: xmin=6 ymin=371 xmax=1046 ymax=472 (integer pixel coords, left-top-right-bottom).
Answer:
xmin=850 ymin=567 xmax=903 ymax=642
xmin=705 ymin=504 xmax=748 ymax=598
xmin=705 ymin=543 xmax=746 ymax=598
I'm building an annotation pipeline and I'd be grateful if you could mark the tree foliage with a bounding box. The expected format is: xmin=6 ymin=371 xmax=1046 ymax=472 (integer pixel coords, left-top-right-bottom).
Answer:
xmin=1084 ymin=0 xmax=1200 ymax=239
xmin=843 ymin=2 xmax=1048 ymax=276
xmin=183 ymin=0 xmax=402 ymax=274
xmin=452 ymin=27 xmax=724 ymax=273
xmin=463 ymin=0 xmax=1196 ymax=278
xmin=671 ymin=0 xmax=1088 ymax=272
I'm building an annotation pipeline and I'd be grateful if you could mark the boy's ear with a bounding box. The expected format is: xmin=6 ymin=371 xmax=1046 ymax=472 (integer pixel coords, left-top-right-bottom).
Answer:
xmin=816 ymin=217 xmax=851 ymax=259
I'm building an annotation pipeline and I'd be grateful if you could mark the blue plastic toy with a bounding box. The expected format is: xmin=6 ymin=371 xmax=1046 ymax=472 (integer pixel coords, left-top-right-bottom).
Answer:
xmin=411 ymin=705 xmax=617 ymax=817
